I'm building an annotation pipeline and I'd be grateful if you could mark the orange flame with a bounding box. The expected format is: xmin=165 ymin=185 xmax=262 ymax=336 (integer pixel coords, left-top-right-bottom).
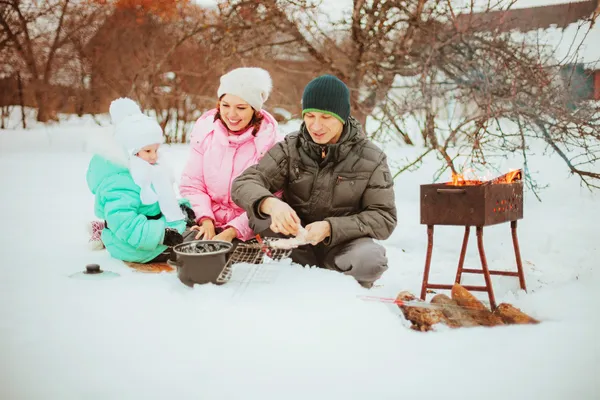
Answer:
xmin=449 ymin=168 xmax=484 ymax=186
xmin=449 ymin=173 xmax=483 ymax=186
xmin=448 ymin=169 xmax=522 ymax=186
xmin=494 ymin=169 xmax=522 ymax=183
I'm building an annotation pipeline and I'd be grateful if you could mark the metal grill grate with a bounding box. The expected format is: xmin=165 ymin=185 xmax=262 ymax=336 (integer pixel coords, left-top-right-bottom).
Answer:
xmin=216 ymin=238 xmax=293 ymax=284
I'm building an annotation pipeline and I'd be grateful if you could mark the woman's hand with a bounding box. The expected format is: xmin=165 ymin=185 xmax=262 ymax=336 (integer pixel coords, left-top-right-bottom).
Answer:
xmin=260 ymin=197 xmax=301 ymax=236
xmin=191 ymin=219 xmax=216 ymax=240
xmin=213 ymin=227 xmax=238 ymax=243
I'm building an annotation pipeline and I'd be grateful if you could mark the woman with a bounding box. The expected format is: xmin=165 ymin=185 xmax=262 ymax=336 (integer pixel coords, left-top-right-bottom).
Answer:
xmin=180 ymin=67 xmax=282 ymax=242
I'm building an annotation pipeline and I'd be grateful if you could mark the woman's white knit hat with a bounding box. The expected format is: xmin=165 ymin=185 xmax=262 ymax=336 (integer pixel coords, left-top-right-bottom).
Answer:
xmin=217 ymin=67 xmax=272 ymax=111
xmin=109 ymin=98 xmax=164 ymax=156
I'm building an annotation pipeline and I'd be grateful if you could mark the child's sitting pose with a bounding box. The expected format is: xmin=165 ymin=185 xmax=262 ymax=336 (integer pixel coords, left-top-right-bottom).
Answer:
xmin=86 ymin=98 xmax=195 ymax=263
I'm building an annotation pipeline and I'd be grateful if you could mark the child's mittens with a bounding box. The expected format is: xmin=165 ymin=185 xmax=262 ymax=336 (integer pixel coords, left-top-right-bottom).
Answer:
xmin=180 ymin=204 xmax=197 ymax=227
xmin=163 ymin=228 xmax=184 ymax=246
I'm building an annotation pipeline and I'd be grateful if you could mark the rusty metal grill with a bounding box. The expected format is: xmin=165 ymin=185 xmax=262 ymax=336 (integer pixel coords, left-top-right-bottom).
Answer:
xmin=418 ymin=170 xmax=527 ymax=310
xmin=420 ymin=181 xmax=523 ymax=226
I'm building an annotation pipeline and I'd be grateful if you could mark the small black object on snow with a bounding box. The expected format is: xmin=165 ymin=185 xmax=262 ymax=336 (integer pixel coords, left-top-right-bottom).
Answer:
xmin=85 ymin=264 xmax=103 ymax=274
xmin=69 ymin=264 xmax=119 ymax=279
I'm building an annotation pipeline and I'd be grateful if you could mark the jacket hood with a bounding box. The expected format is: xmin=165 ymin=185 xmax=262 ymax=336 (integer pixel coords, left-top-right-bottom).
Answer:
xmin=85 ymin=128 xmax=130 ymax=194
xmin=86 ymin=154 xmax=129 ymax=194
xmin=85 ymin=128 xmax=130 ymax=167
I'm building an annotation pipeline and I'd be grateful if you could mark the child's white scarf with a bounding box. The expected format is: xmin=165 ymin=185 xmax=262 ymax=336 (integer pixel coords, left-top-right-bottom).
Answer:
xmin=129 ymin=156 xmax=185 ymax=222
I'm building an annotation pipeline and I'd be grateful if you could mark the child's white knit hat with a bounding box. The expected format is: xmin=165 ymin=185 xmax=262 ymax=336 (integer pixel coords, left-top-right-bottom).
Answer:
xmin=109 ymin=98 xmax=164 ymax=156
xmin=217 ymin=67 xmax=272 ymax=111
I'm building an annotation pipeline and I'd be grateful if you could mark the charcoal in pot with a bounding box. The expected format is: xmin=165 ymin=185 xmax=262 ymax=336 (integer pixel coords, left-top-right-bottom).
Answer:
xmin=195 ymin=243 xmax=207 ymax=253
xmin=207 ymin=244 xmax=218 ymax=252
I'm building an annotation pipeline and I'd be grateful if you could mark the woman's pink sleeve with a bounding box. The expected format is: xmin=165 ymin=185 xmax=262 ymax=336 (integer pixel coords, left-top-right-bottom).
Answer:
xmin=180 ymin=126 xmax=215 ymax=223
xmin=224 ymin=212 xmax=255 ymax=241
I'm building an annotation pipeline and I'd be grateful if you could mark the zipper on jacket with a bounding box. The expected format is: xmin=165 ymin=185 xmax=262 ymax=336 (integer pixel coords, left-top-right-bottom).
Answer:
xmin=336 ymin=176 xmax=354 ymax=185
xmin=321 ymin=146 xmax=326 ymax=159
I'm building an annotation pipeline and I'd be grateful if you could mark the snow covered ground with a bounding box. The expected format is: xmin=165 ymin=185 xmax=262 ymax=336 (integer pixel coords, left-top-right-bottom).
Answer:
xmin=0 ymin=112 xmax=598 ymax=399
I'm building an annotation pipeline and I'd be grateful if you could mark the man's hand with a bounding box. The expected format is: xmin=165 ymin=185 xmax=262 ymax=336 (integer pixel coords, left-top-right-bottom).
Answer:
xmin=213 ymin=227 xmax=237 ymax=243
xmin=304 ymin=221 xmax=331 ymax=245
xmin=191 ymin=219 xmax=216 ymax=240
xmin=260 ymin=197 xmax=301 ymax=236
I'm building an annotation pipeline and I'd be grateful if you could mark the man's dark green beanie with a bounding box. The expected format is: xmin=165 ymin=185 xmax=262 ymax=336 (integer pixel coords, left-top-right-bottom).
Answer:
xmin=301 ymin=74 xmax=350 ymax=124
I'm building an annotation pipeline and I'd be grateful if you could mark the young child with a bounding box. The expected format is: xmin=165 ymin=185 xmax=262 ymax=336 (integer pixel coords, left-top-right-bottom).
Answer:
xmin=86 ymin=98 xmax=195 ymax=263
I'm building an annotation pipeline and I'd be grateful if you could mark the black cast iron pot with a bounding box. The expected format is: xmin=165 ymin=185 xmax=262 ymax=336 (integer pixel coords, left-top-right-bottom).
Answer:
xmin=169 ymin=240 xmax=233 ymax=287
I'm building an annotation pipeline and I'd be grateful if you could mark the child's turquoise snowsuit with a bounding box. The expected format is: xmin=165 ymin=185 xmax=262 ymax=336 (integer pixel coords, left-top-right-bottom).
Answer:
xmin=87 ymin=155 xmax=187 ymax=263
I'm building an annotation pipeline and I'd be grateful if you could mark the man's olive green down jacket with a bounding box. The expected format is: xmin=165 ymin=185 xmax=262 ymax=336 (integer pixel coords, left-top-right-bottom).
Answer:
xmin=231 ymin=116 xmax=397 ymax=247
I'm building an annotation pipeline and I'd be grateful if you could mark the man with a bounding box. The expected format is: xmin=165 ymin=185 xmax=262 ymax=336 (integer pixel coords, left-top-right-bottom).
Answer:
xmin=231 ymin=74 xmax=397 ymax=288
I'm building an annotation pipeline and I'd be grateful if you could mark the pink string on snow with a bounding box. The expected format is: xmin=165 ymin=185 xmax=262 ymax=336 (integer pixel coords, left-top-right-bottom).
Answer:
xmin=89 ymin=220 xmax=106 ymax=242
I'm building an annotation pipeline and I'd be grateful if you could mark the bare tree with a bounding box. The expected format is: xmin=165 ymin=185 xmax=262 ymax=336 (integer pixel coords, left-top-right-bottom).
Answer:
xmin=84 ymin=1 xmax=267 ymax=141
xmin=0 ymin=0 xmax=106 ymax=121
xmin=220 ymin=0 xmax=440 ymax=126
xmin=222 ymin=0 xmax=600 ymax=194
xmin=376 ymin=1 xmax=600 ymax=194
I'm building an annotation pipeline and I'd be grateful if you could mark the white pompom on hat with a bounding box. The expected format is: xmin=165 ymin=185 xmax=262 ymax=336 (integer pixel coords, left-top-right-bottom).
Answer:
xmin=217 ymin=67 xmax=272 ymax=111
xmin=109 ymin=97 xmax=164 ymax=156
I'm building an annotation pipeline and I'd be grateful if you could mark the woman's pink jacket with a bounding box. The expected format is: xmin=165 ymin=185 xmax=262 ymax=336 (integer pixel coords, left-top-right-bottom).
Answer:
xmin=180 ymin=109 xmax=282 ymax=241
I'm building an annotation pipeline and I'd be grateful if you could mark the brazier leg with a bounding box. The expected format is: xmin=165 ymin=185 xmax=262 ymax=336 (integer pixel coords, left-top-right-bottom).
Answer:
xmin=420 ymin=225 xmax=434 ymax=300
xmin=455 ymin=226 xmax=471 ymax=284
xmin=511 ymin=220 xmax=527 ymax=291
xmin=476 ymin=226 xmax=496 ymax=310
